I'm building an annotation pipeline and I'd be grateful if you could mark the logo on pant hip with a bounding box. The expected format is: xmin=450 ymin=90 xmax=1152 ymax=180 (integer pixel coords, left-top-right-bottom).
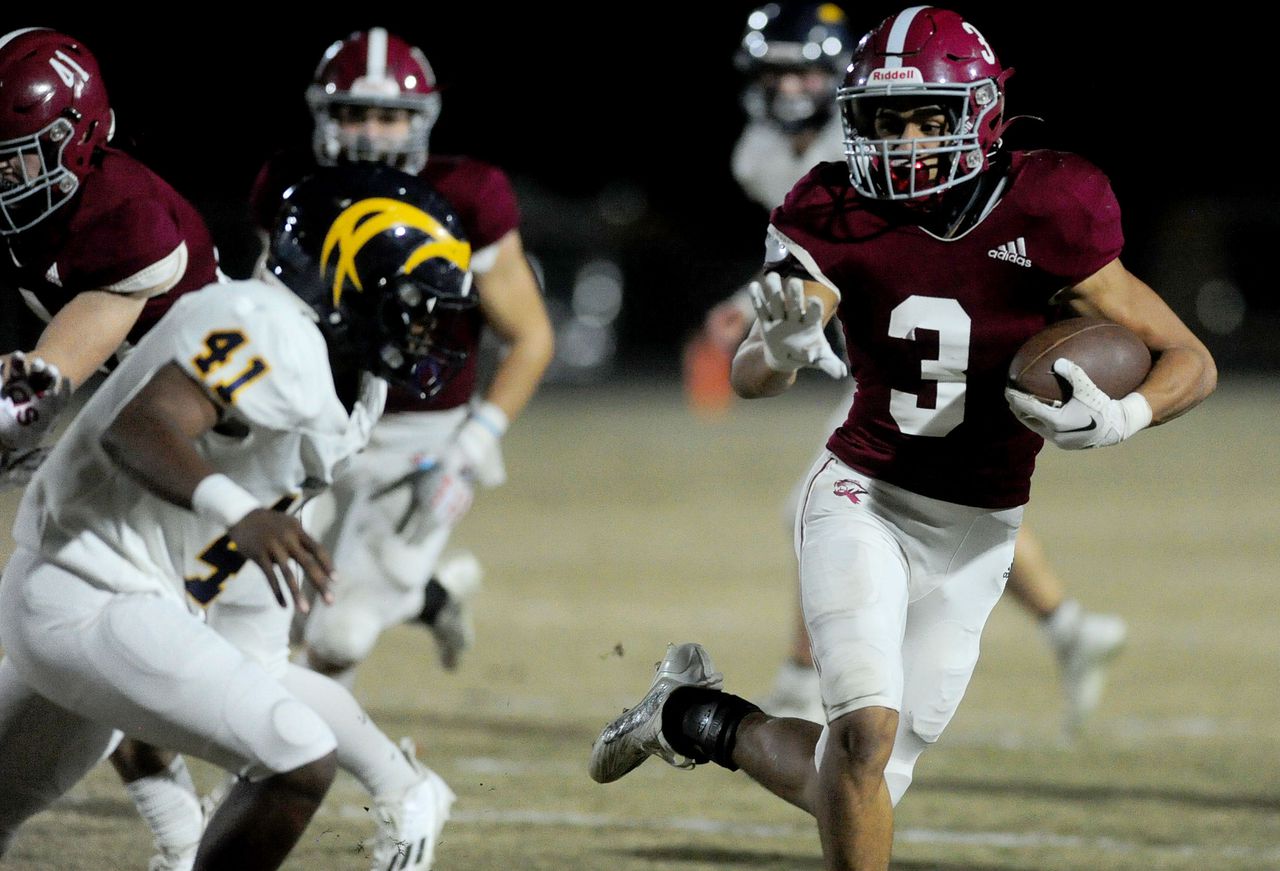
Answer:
xmin=833 ymin=478 xmax=867 ymax=504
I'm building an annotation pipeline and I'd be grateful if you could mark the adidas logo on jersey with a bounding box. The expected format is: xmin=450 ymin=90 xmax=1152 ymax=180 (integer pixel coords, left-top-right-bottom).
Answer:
xmin=988 ymin=237 xmax=1032 ymax=268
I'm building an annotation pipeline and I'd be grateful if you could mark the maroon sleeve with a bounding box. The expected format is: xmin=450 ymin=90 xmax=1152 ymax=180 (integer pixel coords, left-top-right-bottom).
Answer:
xmin=766 ymin=161 xmax=856 ymax=284
xmin=1031 ymin=153 xmax=1124 ymax=285
xmin=72 ymin=197 xmax=184 ymax=291
xmin=426 ymin=157 xmax=521 ymax=251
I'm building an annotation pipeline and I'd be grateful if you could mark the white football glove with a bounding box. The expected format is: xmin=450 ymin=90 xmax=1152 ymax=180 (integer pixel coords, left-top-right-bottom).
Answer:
xmin=1005 ymin=358 xmax=1153 ymax=450
xmin=373 ymin=401 xmax=509 ymax=542
xmin=0 ymin=352 xmax=72 ymax=453
xmin=748 ymin=272 xmax=848 ymax=380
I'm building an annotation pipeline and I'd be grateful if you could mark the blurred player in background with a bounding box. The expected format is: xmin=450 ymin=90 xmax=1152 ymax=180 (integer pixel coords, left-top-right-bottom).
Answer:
xmin=1 ymin=31 xmax=462 ymax=871
xmin=596 ymin=7 xmax=1216 ymax=868
xmin=684 ymin=2 xmax=1128 ymax=736
xmin=0 ymin=162 xmax=475 ymax=871
xmin=249 ymin=27 xmax=554 ymax=689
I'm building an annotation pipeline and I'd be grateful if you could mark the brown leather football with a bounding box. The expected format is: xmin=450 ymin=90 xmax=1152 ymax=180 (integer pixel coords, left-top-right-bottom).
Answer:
xmin=1008 ymin=316 xmax=1151 ymax=403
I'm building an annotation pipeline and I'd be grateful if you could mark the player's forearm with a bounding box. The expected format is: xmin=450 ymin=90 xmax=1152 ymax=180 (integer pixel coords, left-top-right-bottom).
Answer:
xmin=1139 ymin=345 xmax=1217 ymax=425
xmin=481 ymin=320 xmax=555 ymax=421
xmin=731 ymin=335 xmax=797 ymax=398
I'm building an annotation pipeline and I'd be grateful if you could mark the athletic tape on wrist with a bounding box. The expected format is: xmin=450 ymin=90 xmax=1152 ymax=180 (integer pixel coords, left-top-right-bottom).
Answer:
xmin=470 ymin=401 xmax=509 ymax=438
xmin=191 ymin=473 xmax=261 ymax=529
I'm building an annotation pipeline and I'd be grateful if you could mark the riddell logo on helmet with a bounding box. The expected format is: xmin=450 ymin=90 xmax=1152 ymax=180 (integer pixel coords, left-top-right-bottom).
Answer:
xmin=868 ymin=67 xmax=923 ymax=83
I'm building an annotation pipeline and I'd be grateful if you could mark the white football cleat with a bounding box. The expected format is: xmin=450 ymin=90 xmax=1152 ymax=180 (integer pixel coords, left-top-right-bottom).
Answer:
xmin=368 ymin=738 xmax=455 ymax=871
xmin=1055 ymin=610 xmax=1128 ymax=737
xmin=428 ymin=551 xmax=482 ymax=671
xmin=588 ymin=642 xmax=724 ymax=784
xmin=758 ymin=659 xmax=825 ymax=723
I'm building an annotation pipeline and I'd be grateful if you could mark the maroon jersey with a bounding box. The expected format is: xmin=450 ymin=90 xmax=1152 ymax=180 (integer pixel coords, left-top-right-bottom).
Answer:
xmin=0 ymin=148 xmax=221 ymax=348
xmin=770 ymin=150 xmax=1123 ymax=509
xmin=250 ymin=151 xmax=521 ymax=412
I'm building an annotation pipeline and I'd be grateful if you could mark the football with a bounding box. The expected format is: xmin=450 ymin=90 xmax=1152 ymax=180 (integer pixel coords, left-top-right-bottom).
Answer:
xmin=1008 ymin=316 xmax=1151 ymax=403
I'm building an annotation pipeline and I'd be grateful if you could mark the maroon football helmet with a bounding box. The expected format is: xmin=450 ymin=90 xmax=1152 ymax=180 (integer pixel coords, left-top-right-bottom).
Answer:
xmin=0 ymin=28 xmax=113 ymax=235
xmin=306 ymin=27 xmax=441 ymax=175
xmin=838 ymin=7 xmax=1012 ymax=203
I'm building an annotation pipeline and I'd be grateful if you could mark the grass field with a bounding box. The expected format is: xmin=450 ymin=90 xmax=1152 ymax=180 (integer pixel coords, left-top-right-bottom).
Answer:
xmin=2 ymin=374 xmax=1277 ymax=870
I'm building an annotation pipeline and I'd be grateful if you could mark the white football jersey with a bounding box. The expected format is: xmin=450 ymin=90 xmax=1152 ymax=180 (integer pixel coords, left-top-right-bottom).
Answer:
xmin=731 ymin=116 xmax=843 ymax=211
xmin=13 ymin=278 xmax=384 ymax=604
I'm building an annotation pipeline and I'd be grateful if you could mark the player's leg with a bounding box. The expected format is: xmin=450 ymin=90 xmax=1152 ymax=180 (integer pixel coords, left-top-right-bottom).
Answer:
xmin=1005 ymin=525 xmax=1127 ymax=735
xmin=280 ymin=664 xmax=455 ymax=869
xmin=193 ymin=753 xmax=335 ymax=871
xmin=305 ymin=408 xmax=473 ymax=682
xmin=0 ymin=658 xmax=118 ymax=857
xmin=416 ymin=548 xmax=484 ymax=671
xmin=793 ymin=461 xmax=912 ymax=869
xmin=590 ymin=459 xmax=909 ymax=870
xmin=212 ymin=564 xmax=454 ymax=871
xmin=109 ymin=738 xmax=204 ymax=871
xmin=0 ymin=548 xmax=337 ymax=871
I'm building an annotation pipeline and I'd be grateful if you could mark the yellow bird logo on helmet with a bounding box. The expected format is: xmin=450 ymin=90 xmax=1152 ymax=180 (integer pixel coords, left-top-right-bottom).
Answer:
xmin=320 ymin=197 xmax=471 ymax=306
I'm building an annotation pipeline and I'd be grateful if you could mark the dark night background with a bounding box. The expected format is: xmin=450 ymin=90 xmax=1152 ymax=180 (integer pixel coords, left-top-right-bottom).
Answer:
xmin=10 ymin=5 xmax=1279 ymax=378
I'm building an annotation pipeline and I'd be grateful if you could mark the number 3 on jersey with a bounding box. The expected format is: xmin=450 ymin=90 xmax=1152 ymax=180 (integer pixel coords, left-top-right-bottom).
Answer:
xmin=192 ymin=330 xmax=269 ymax=404
xmin=888 ymin=296 xmax=971 ymax=437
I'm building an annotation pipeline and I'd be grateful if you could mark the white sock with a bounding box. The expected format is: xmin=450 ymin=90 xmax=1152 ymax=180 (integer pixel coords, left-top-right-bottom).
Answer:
xmin=1042 ymin=599 xmax=1083 ymax=650
xmin=282 ymin=663 xmax=418 ymax=799
xmin=123 ymin=755 xmax=204 ymax=858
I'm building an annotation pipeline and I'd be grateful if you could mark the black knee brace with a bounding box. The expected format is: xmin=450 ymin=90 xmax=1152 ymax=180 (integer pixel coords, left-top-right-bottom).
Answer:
xmin=661 ymin=687 xmax=762 ymax=771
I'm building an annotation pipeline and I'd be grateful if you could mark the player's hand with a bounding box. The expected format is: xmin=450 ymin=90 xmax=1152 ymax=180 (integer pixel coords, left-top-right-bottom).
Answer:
xmin=748 ymin=272 xmax=848 ymax=380
xmin=373 ymin=401 xmax=507 ymax=541
xmin=375 ymin=455 xmax=477 ymax=542
xmin=227 ymin=508 xmax=335 ymax=613
xmin=1004 ymin=358 xmax=1152 ymax=450
xmin=0 ymin=352 xmax=72 ymax=452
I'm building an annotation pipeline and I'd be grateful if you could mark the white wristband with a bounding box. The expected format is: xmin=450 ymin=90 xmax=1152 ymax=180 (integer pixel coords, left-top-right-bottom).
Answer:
xmin=470 ymin=400 xmax=509 ymax=438
xmin=191 ymin=473 xmax=261 ymax=529
xmin=1118 ymin=392 xmax=1154 ymax=438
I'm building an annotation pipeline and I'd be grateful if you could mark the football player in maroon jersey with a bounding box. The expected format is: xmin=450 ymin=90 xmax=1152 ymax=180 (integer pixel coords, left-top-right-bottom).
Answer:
xmin=0 ymin=27 xmax=222 ymax=480
xmin=591 ymin=8 xmax=1216 ymax=870
xmin=248 ymin=27 xmax=553 ymax=687
xmin=690 ymin=1 xmax=1133 ymax=740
